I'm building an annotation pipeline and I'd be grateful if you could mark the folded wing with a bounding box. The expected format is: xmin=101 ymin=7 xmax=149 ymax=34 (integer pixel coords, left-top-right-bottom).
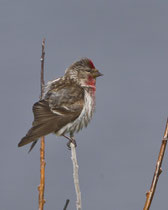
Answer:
xmin=18 ymin=83 xmax=84 ymax=147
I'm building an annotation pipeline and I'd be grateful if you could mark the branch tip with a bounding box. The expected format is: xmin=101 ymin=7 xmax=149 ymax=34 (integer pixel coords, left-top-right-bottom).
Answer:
xmin=163 ymin=118 xmax=168 ymax=139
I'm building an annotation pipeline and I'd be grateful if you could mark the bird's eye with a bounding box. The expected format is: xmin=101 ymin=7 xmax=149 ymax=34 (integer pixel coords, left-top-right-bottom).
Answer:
xmin=85 ymin=69 xmax=92 ymax=72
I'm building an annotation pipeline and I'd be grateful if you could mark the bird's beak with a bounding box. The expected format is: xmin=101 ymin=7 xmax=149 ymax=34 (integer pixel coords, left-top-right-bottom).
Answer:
xmin=92 ymin=69 xmax=103 ymax=78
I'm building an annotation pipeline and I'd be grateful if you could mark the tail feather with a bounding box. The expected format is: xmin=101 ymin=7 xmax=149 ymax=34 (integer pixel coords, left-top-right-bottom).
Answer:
xmin=18 ymin=136 xmax=36 ymax=147
xmin=18 ymin=121 xmax=57 ymax=147
xmin=28 ymin=140 xmax=38 ymax=153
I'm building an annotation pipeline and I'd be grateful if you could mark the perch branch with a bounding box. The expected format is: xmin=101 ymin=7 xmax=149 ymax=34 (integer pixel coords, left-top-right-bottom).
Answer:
xmin=70 ymin=143 xmax=82 ymax=210
xmin=143 ymin=118 xmax=168 ymax=210
xmin=38 ymin=38 xmax=46 ymax=210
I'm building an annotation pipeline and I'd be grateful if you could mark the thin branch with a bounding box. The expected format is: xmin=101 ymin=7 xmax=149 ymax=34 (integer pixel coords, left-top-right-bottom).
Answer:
xmin=70 ymin=143 xmax=82 ymax=210
xmin=63 ymin=199 xmax=70 ymax=210
xmin=143 ymin=118 xmax=168 ymax=210
xmin=38 ymin=38 xmax=46 ymax=210
xmin=40 ymin=38 xmax=45 ymax=98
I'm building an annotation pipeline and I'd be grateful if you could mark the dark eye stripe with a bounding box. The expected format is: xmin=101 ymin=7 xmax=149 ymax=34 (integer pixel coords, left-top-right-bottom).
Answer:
xmin=86 ymin=69 xmax=92 ymax=72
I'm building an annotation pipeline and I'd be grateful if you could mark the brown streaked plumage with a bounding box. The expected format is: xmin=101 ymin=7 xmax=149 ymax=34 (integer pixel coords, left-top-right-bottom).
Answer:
xmin=18 ymin=58 xmax=102 ymax=151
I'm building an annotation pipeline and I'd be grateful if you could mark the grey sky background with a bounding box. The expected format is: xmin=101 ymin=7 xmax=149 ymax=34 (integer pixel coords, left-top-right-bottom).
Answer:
xmin=1 ymin=0 xmax=168 ymax=209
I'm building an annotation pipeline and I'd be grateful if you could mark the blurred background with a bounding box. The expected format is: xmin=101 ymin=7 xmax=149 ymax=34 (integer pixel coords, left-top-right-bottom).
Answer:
xmin=1 ymin=0 xmax=168 ymax=209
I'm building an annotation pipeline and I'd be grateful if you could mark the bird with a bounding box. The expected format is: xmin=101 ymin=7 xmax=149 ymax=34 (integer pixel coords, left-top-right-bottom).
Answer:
xmin=18 ymin=58 xmax=103 ymax=152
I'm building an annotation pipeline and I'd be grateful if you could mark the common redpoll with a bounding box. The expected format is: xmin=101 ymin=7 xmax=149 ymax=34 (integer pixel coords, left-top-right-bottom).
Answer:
xmin=18 ymin=58 xmax=102 ymax=151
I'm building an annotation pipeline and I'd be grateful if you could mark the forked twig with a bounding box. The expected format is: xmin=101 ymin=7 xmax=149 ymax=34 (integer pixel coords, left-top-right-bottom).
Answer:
xmin=143 ymin=118 xmax=168 ymax=210
xmin=70 ymin=143 xmax=82 ymax=210
xmin=38 ymin=38 xmax=46 ymax=210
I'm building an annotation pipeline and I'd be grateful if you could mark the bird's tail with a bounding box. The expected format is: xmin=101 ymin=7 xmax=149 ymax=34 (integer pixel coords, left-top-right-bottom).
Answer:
xmin=18 ymin=126 xmax=40 ymax=147
xmin=18 ymin=100 xmax=62 ymax=151
xmin=18 ymin=123 xmax=51 ymax=147
xmin=28 ymin=140 xmax=38 ymax=153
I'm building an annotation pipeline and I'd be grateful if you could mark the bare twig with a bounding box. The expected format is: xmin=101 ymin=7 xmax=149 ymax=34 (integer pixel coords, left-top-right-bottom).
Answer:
xmin=143 ymin=118 xmax=168 ymax=210
xmin=63 ymin=199 xmax=70 ymax=210
xmin=40 ymin=38 xmax=45 ymax=98
xmin=38 ymin=38 xmax=46 ymax=210
xmin=70 ymin=143 xmax=82 ymax=210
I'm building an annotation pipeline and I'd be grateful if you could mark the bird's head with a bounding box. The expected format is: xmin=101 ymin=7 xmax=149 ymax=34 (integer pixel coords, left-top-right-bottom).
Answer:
xmin=65 ymin=58 xmax=103 ymax=88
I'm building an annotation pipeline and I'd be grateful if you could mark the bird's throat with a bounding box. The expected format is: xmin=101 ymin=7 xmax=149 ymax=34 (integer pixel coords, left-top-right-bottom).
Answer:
xmin=86 ymin=76 xmax=96 ymax=91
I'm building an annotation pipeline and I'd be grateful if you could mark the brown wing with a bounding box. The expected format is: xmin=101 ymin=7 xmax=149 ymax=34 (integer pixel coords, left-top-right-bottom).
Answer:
xmin=18 ymin=84 xmax=84 ymax=147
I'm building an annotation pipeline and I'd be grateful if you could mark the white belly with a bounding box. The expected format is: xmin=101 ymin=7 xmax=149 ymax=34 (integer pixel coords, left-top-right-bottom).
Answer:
xmin=56 ymin=90 xmax=95 ymax=136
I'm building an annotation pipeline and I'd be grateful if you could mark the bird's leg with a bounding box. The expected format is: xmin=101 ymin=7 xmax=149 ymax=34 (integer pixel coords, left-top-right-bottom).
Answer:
xmin=62 ymin=134 xmax=77 ymax=149
xmin=69 ymin=134 xmax=77 ymax=147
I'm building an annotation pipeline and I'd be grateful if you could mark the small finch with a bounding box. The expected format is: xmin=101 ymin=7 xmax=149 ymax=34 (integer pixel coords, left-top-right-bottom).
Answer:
xmin=18 ymin=58 xmax=103 ymax=151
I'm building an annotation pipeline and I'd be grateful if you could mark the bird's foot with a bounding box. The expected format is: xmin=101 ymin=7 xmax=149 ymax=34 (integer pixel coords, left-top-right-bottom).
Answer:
xmin=62 ymin=135 xmax=77 ymax=150
xmin=67 ymin=138 xmax=77 ymax=150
